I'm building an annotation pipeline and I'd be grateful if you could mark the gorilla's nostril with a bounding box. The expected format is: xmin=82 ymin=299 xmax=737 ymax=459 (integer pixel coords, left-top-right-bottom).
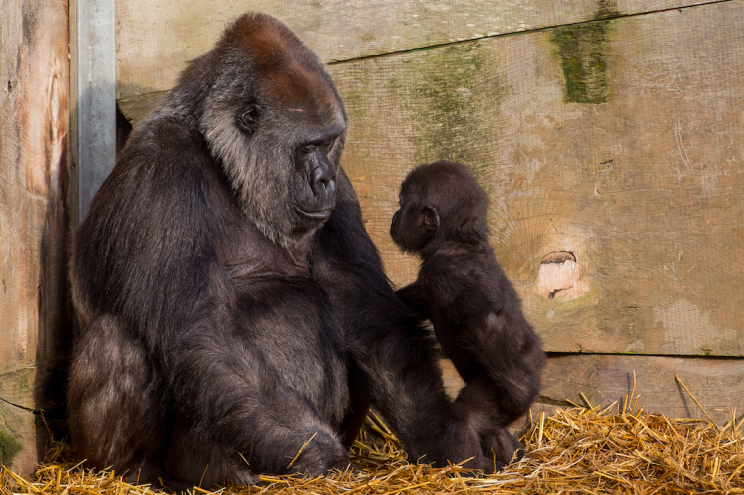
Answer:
xmin=312 ymin=167 xmax=336 ymax=195
xmin=320 ymin=169 xmax=333 ymax=183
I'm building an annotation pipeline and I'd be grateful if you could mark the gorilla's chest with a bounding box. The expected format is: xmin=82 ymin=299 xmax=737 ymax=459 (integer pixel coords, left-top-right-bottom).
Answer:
xmin=214 ymin=213 xmax=349 ymax=423
xmin=229 ymin=271 xmax=349 ymax=424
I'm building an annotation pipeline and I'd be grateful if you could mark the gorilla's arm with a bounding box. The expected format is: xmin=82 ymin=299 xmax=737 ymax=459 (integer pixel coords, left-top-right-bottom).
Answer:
xmin=310 ymin=170 xmax=484 ymax=468
xmin=394 ymin=282 xmax=427 ymax=318
xmin=168 ymin=323 xmax=348 ymax=479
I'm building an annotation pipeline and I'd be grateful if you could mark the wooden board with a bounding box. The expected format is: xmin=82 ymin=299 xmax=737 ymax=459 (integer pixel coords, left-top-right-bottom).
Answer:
xmin=0 ymin=0 xmax=71 ymax=475
xmin=440 ymin=354 xmax=744 ymax=431
xmin=328 ymin=1 xmax=744 ymax=356
xmin=116 ymin=0 xmax=711 ymax=122
xmin=114 ymin=2 xmax=744 ymax=357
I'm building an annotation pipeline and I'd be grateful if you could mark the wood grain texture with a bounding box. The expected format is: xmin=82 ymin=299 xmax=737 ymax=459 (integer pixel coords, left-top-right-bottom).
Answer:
xmin=118 ymin=2 xmax=744 ymax=356
xmin=0 ymin=0 xmax=71 ymax=475
xmin=112 ymin=0 xmax=743 ymax=436
xmin=441 ymin=354 xmax=744 ymax=431
xmin=115 ymin=0 xmax=711 ymax=120
xmin=329 ymin=1 xmax=744 ymax=356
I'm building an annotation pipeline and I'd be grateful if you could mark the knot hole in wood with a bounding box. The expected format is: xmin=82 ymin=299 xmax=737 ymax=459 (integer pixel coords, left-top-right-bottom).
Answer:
xmin=537 ymin=251 xmax=587 ymax=301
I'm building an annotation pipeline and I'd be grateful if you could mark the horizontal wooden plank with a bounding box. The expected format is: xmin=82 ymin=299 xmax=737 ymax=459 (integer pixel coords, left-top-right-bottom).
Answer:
xmin=116 ymin=0 xmax=711 ymax=107
xmin=0 ymin=402 xmax=36 ymax=472
xmin=441 ymin=354 xmax=744 ymax=431
xmin=329 ymin=1 xmax=744 ymax=356
xmin=0 ymin=368 xmax=36 ymax=410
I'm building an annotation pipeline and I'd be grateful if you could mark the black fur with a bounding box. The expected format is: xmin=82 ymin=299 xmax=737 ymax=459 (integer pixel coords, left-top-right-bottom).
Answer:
xmin=68 ymin=14 xmax=486 ymax=489
xmin=390 ymin=161 xmax=547 ymax=469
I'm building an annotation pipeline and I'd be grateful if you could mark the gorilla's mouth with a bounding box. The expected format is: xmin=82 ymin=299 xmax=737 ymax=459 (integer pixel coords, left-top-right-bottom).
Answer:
xmin=294 ymin=205 xmax=332 ymax=220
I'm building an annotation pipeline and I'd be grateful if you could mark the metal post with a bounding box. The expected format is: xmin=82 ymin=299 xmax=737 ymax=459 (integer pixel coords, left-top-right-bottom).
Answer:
xmin=71 ymin=0 xmax=116 ymax=224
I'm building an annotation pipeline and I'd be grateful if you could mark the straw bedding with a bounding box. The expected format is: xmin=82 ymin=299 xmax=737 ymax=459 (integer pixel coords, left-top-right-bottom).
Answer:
xmin=3 ymin=386 xmax=742 ymax=495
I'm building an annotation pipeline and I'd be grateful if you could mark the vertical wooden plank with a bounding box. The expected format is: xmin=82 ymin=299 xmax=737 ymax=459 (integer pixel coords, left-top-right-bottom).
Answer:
xmin=0 ymin=0 xmax=71 ymax=475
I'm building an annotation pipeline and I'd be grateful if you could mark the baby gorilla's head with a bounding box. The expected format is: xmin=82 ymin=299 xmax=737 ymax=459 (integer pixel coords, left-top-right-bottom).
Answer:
xmin=390 ymin=161 xmax=489 ymax=253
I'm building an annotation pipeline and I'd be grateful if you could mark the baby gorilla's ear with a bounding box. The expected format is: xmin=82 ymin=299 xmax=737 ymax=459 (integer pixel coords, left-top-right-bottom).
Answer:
xmin=423 ymin=205 xmax=440 ymax=232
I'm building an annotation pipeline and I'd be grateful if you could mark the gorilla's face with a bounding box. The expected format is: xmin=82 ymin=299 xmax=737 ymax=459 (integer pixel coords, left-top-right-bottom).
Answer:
xmin=199 ymin=34 xmax=347 ymax=247
xmin=390 ymin=184 xmax=439 ymax=253
xmin=289 ymin=131 xmax=344 ymax=225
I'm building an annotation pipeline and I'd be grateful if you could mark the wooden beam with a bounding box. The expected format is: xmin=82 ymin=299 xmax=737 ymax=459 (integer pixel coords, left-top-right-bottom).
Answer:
xmin=0 ymin=0 xmax=71 ymax=476
xmin=115 ymin=0 xmax=714 ymax=122
xmin=441 ymin=354 xmax=744 ymax=432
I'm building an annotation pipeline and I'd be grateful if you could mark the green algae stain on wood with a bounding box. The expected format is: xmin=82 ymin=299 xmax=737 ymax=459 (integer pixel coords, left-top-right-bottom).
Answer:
xmin=595 ymin=0 xmax=621 ymax=20
xmin=551 ymin=19 xmax=614 ymax=104
xmin=404 ymin=42 xmax=507 ymax=188
xmin=0 ymin=429 xmax=21 ymax=465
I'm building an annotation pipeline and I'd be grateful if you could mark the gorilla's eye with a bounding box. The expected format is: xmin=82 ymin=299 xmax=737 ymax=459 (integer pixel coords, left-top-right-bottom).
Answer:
xmin=303 ymin=144 xmax=317 ymax=154
xmin=238 ymin=105 xmax=261 ymax=133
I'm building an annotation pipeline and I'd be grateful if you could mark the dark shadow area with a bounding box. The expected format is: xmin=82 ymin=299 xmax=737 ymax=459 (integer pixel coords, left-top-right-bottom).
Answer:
xmin=34 ymin=105 xmax=74 ymax=460
xmin=116 ymin=103 xmax=133 ymax=153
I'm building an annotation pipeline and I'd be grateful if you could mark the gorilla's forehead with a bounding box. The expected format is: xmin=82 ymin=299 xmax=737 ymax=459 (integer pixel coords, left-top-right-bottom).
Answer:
xmin=230 ymin=14 xmax=345 ymax=128
xmin=260 ymin=64 xmax=343 ymax=128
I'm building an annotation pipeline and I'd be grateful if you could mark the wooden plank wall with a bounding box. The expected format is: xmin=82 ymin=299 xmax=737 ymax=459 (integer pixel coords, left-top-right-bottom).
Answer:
xmin=0 ymin=0 xmax=71 ymax=475
xmin=116 ymin=1 xmax=744 ymax=423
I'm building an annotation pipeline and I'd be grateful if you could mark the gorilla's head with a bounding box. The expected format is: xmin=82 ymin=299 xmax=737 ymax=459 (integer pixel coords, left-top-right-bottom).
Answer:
xmin=391 ymin=161 xmax=490 ymax=253
xmin=183 ymin=13 xmax=347 ymax=246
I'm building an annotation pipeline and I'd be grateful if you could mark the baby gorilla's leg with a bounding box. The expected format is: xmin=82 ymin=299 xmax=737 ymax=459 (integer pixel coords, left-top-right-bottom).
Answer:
xmin=454 ymin=375 xmax=525 ymax=469
xmin=482 ymin=427 xmax=524 ymax=468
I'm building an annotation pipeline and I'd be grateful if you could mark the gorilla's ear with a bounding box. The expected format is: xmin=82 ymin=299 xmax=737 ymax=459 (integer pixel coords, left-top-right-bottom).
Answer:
xmin=423 ymin=205 xmax=440 ymax=232
xmin=237 ymin=104 xmax=261 ymax=134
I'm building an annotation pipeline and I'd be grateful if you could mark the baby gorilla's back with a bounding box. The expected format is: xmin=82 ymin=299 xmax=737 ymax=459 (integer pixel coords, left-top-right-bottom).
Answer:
xmin=390 ymin=161 xmax=546 ymax=468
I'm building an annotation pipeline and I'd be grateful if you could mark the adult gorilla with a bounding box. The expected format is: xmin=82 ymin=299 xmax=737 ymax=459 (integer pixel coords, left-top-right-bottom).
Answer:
xmin=68 ymin=13 xmax=496 ymax=489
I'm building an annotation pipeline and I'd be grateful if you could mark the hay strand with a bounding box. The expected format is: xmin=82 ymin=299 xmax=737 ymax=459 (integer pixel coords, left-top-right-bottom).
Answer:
xmin=4 ymin=391 xmax=743 ymax=495
xmin=675 ymin=374 xmax=715 ymax=425
xmin=286 ymin=432 xmax=317 ymax=470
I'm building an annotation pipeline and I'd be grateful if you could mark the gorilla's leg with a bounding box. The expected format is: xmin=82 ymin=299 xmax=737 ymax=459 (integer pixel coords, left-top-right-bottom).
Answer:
xmin=455 ymin=375 xmax=524 ymax=468
xmin=163 ymin=321 xmax=348 ymax=487
xmin=67 ymin=315 xmax=169 ymax=484
xmin=467 ymin=313 xmax=543 ymax=426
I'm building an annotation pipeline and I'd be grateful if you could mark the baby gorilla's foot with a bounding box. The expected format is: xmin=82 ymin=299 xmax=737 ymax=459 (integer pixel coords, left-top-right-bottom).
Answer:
xmin=483 ymin=427 xmax=524 ymax=471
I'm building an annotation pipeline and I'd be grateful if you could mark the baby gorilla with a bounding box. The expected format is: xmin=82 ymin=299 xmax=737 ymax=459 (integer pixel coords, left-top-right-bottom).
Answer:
xmin=390 ymin=161 xmax=546 ymax=469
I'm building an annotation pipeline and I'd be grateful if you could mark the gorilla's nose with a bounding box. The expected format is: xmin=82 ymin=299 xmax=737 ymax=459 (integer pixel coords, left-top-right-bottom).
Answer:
xmin=311 ymin=156 xmax=336 ymax=197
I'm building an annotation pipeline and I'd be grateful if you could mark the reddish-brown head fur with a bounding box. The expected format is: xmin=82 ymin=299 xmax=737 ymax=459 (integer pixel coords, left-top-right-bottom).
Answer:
xmin=221 ymin=14 xmax=342 ymax=129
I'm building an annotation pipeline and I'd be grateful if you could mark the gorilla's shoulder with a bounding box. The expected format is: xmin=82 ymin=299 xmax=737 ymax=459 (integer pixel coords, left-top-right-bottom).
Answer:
xmin=102 ymin=115 xmax=228 ymax=210
xmin=125 ymin=116 xmax=210 ymax=173
xmin=80 ymin=114 xmax=230 ymax=255
xmin=73 ymin=114 xmax=228 ymax=319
